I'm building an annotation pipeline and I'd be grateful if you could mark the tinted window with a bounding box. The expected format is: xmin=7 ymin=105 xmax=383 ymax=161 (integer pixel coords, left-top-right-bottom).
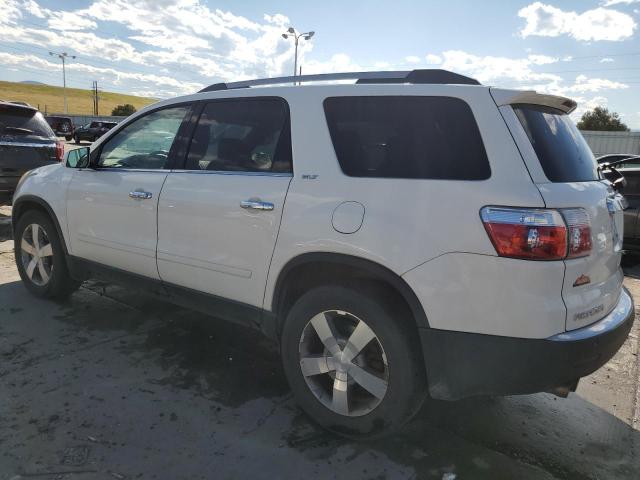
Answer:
xmin=185 ymin=98 xmax=292 ymax=173
xmin=323 ymin=96 xmax=490 ymax=180
xmin=0 ymin=108 xmax=55 ymax=139
xmin=98 ymin=106 xmax=189 ymax=169
xmin=514 ymin=105 xmax=598 ymax=182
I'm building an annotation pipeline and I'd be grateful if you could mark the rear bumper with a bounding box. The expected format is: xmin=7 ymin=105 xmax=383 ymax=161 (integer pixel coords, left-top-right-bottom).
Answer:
xmin=420 ymin=287 xmax=634 ymax=400
xmin=0 ymin=176 xmax=18 ymax=205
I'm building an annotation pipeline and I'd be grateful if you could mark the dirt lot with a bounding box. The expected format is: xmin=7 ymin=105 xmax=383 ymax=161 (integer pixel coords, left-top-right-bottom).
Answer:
xmin=1 ymin=203 xmax=639 ymax=479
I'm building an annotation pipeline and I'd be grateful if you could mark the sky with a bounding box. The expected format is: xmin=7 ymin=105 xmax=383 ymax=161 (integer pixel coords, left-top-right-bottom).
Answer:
xmin=0 ymin=0 xmax=639 ymax=128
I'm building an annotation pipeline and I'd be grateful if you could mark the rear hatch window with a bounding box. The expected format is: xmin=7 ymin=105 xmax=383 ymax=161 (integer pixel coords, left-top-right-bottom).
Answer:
xmin=513 ymin=104 xmax=598 ymax=182
xmin=1 ymin=107 xmax=56 ymax=140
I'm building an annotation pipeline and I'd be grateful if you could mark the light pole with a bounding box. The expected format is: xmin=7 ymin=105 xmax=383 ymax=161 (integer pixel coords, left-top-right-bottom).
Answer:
xmin=282 ymin=27 xmax=314 ymax=79
xmin=49 ymin=51 xmax=76 ymax=114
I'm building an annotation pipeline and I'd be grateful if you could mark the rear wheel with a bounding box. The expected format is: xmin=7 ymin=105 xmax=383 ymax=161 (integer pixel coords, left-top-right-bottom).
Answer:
xmin=14 ymin=210 xmax=80 ymax=300
xmin=281 ymin=285 xmax=427 ymax=438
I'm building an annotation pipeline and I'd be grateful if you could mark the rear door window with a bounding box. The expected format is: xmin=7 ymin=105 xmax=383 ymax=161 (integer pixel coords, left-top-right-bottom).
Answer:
xmin=323 ymin=96 xmax=490 ymax=180
xmin=185 ymin=98 xmax=292 ymax=173
xmin=513 ymin=104 xmax=598 ymax=182
xmin=0 ymin=108 xmax=55 ymax=139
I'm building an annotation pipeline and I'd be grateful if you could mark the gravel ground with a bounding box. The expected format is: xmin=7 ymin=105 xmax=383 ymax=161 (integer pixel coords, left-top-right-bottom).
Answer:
xmin=0 ymin=203 xmax=639 ymax=479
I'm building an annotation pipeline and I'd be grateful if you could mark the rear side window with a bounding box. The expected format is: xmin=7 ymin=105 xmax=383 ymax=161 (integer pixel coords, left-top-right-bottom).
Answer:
xmin=0 ymin=108 xmax=55 ymax=139
xmin=514 ymin=104 xmax=598 ymax=182
xmin=323 ymin=96 xmax=490 ymax=180
xmin=185 ymin=98 xmax=292 ymax=173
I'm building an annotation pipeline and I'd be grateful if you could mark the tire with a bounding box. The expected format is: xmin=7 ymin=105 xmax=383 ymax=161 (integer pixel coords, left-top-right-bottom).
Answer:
xmin=14 ymin=210 xmax=81 ymax=300
xmin=74 ymin=135 xmax=80 ymax=144
xmin=280 ymin=284 xmax=427 ymax=439
xmin=65 ymin=135 xmax=72 ymax=141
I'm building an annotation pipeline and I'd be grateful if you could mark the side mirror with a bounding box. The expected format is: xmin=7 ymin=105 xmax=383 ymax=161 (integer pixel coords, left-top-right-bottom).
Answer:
xmin=65 ymin=147 xmax=91 ymax=168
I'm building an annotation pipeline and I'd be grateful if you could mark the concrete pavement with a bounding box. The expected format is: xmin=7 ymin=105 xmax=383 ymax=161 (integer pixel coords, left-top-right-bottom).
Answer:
xmin=1 ymin=205 xmax=639 ymax=479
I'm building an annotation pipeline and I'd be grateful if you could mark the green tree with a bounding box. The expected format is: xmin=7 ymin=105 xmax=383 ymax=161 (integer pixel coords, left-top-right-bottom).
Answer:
xmin=577 ymin=106 xmax=629 ymax=131
xmin=111 ymin=103 xmax=137 ymax=116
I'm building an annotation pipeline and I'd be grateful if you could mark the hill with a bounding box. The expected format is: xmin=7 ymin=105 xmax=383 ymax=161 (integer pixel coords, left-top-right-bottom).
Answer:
xmin=0 ymin=80 xmax=157 ymax=116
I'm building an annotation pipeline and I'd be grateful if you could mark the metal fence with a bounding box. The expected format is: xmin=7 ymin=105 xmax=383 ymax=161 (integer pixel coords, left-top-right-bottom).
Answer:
xmin=47 ymin=114 xmax=128 ymax=127
xmin=581 ymin=130 xmax=640 ymax=156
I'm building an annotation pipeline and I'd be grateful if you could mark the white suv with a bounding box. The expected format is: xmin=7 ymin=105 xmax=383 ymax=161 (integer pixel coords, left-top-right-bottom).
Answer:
xmin=11 ymin=69 xmax=634 ymax=437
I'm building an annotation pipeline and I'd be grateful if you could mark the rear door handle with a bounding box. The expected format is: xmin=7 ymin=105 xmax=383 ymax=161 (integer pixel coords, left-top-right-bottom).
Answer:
xmin=129 ymin=190 xmax=153 ymax=200
xmin=240 ymin=199 xmax=274 ymax=211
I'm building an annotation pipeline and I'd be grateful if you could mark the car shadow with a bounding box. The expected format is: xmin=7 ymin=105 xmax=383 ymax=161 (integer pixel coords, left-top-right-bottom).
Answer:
xmin=1 ymin=279 xmax=638 ymax=479
xmin=0 ymin=208 xmax=11 ymax=241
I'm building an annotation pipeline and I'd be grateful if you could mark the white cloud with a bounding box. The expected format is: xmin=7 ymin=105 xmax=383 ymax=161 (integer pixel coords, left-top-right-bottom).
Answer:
xmin=0 ymin=51 xmax=202 ymax=96
xmin=600 ymin=57 xmax=615 ymax=62
xmin=405 ymin=55 xmax=421 ymax=64
xmin=518 ymin=2 xmax=637 ymax=41
xmin=425 ymin=54 xmax=442 ymax=65
xmin=564 ymin=75 xmax=628 ymax=93
xmin=527 ymin=54 xmax=559 ymax=65
xmin=0 ymin=0 xmax=22 ymax=24
xmin=602 ymin=0 xmax=640 ymax=5
xmin=0 ymin=0 xmax=315 ymax=95
xmin=439 ymin=50 xmax=561 ymax=83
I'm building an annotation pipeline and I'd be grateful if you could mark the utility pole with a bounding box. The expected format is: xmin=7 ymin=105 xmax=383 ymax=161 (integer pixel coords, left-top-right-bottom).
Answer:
xmin=282 ymin=28 xmax=315 ymax=81
xmin=92 ymin=80 xmax=100 ymax=115
xmin=49 ymin=51 xmax=76 ymax=114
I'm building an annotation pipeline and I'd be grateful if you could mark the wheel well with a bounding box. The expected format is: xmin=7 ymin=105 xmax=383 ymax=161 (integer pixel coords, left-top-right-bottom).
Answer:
xmin=12 ymin=197 xmax=68 ymax=254
xmin=272 ymin=253 xmax=429 ymax=336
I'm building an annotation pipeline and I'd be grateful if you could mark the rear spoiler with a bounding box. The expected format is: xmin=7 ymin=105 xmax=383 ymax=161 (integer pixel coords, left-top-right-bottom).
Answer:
xmin=490 ymin=88 xmax=577 ymax=114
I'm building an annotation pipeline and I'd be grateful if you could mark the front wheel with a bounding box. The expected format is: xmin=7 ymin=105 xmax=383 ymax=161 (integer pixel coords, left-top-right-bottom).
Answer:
xmin=280 ymin=285 xmax=427 ymax=438
xmin=14 ymin=210 xmax=81 ymax=300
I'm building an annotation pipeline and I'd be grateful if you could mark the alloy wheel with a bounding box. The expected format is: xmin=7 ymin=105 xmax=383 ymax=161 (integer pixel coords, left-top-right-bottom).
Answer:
xmin=20 ymin=223 xmax=54 ymax=286
xmin=298 ymin=310 xmax=389 ymax=417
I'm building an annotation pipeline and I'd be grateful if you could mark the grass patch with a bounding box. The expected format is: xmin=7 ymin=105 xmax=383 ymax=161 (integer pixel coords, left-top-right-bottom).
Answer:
xmin=0 ymin=81 xmax=157 ymax=115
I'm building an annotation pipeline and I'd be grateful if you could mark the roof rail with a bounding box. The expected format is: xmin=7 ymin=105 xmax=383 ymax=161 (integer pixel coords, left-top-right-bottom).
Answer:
xmin=198 ymin=69 xmax=480 ymax=93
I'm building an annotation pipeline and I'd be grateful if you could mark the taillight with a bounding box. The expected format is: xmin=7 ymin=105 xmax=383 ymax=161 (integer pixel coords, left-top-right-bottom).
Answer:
xmin=562 ymin=208 xmax=592 ymax=258
xmin=481 ymin=206 xmax=592 ymax=260
xmin=481 ymin=207 xmax=567 ymax=260
xmin=55 ymin=141 xmax=64 ymax=162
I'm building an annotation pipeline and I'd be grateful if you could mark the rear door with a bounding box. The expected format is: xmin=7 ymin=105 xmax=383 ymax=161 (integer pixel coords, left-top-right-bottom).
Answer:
xmin=157 ymin=97 xmax=293 ymax=309
xmin=499 ymin=100 xmax=623 ymax=331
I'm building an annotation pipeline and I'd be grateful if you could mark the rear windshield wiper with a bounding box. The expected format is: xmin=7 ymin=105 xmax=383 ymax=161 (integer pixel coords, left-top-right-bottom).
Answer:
xmin=2 ymin=126 xmax=34 ymax=135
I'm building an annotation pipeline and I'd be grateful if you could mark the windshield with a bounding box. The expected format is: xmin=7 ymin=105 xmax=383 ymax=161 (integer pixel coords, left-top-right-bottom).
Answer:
xmin=514 ymin=104 xmax=598 ymax=182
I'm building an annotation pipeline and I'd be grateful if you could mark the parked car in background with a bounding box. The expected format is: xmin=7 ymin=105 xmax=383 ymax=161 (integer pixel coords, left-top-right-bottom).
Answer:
xmin=0 ymin=102 xmax=62 ymax=205
xmin=11 ymin=69 xmax=634 ymax=438
xmin=45 ymin=115 xmax=74 ymax=141
xmin=599 ymin=154 xmax=640 ymax=253
xmin=74 ymin=121 xmax=118 ymax=143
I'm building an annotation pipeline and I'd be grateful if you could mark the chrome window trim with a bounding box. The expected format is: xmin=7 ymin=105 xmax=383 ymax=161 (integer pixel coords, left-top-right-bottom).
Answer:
xmin=170 ymin=169 xmax=293 ymax=177
xmin=80 ymin=168 xmax=169 ymax=173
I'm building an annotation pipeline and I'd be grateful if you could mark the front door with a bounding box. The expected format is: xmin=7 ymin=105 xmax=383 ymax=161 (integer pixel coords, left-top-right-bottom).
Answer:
xmin=66 ymin=105 xmax=191 ymax=279
xmin=157 ymin=98 xmax=293 ymax=308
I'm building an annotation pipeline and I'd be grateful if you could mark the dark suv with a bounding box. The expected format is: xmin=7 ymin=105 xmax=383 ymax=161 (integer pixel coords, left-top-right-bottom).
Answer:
xmin=45 ymin=116 xmax=74 ymax=141
xmin=0 ymin=102 xmax=62 ymax=205
xmin=74 ymin=121 xmax=118 ymax=143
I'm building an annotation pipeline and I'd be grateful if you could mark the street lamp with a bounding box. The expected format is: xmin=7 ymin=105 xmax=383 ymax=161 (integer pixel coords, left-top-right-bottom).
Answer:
xmin=282 ymin=27 xmax=315 ymax=79
xmin=49 ymin=51 xmax=76 ymax=114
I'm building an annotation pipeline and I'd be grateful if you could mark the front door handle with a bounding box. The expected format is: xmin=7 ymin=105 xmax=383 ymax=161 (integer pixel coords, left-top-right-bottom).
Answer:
xmin=129 ymin=190 xmax=153 ymax=200
xmin=240 ymin=199 xmax=274 ymax=211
